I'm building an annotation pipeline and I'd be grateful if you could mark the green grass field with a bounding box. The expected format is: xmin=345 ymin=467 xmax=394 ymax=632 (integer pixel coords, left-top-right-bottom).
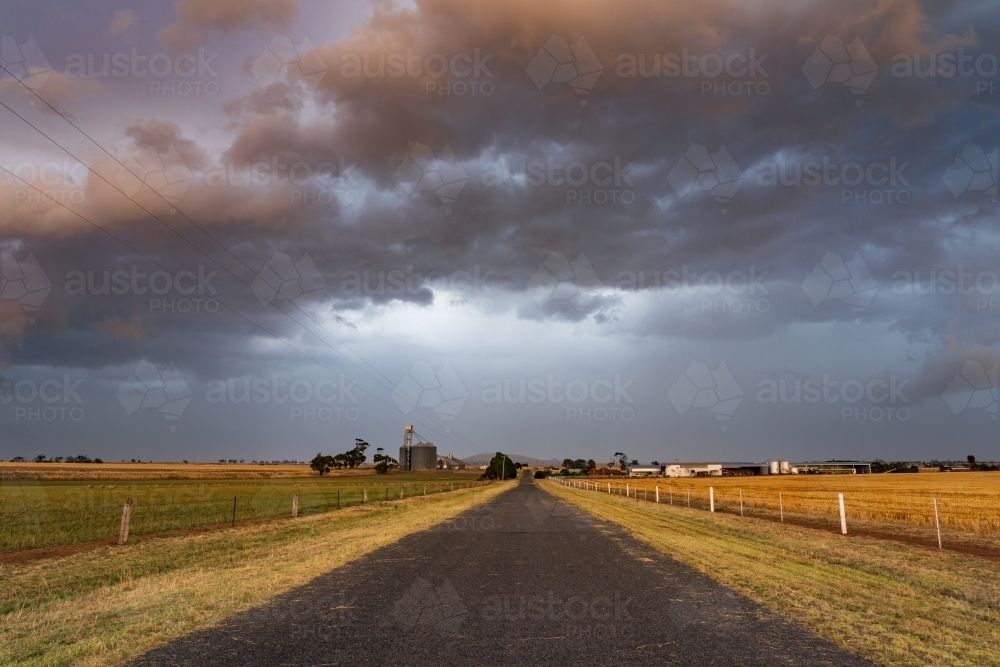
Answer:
xmin=0 ymin=470 xmax=484 ymax=553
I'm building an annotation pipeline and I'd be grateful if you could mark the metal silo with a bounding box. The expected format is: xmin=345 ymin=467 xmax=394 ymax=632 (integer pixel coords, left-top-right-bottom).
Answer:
xmin=410 ymin=443 xmax=437 ymax=471
xmin=767 ymin=460 xmax=780 ymax=475
xmin=779 ymin=460 xmax=791 ymax=474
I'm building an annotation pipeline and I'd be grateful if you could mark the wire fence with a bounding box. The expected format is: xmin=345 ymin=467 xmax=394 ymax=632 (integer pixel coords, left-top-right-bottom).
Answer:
xmin=0 ymin=480 xmax=485 ymax=553
xmin=556 ymin=477 xmax=1000 ymax=551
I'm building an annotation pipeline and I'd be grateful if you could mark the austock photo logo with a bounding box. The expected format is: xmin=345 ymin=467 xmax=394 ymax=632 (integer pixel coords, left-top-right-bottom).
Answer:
xmin=251 ymin=35 xmax=327 ymax=90
xmin=116 ymin=360 xmax=193 ymax=431
xmin=2 ymin=373 xmax=85 ymax=423
xmin=1 ymin=251 xmax=52 ymax=323
xmin=393 ymin=579 xmax=468 ymax=635
xmin=615 ymin=47 xmax=770 ymax=97
xmin=667 ymin=361 xmax=744 ymax=432
xmin=0 ymin=35 xmax=52 ymax=93
xmin=480 ymin=374 xmax=636 ymax=422
xmin=205 ymin=374 xmax=361 ymax=422
xmin=251 ymin=252 xmax=326 ymax=307
xmin=802 ymin=35 xmax=879 ymax=106
xmin=615 ymin=266 xmax=770 ymax=315
xmin=392 ymin=143 xmax=468 ymax=214
xmin=943 ymin=360 xmax=997 ymax=421
xmin=891 ymin=266 xmax=999 ymax=315
xmin=63 ymin=47 xmax=220 ymax=97
xmin=527 ymin=35 xmax=603 ymax=105
xmin=942 ymin=143 xmax=997 ymax=203
xmin=63 ymin=264 xmax=221 ymax=315
xmin=392 ymin=361 xmax=469 ymax=424
xmin=1 ymin=158 xmax=88 ymax=205
xmin=753 ymin=155 xmax=911 ymax=205
xmin=756 ymin=373 xmax=913 ymax=423
xmin=338 ymin=47 xmax=495 ymax=96
xmin=802 ymin=252 xmax=878 ymax=312
xmin=526 ymin=252 xmax=602 ymax=311
xmin=480 ymin=156 xmax=635 ymax=205
xmin=667 ymin=144 xmax=743 ymax=214
xmin=890 ymin=48 xmax=999 ymax=96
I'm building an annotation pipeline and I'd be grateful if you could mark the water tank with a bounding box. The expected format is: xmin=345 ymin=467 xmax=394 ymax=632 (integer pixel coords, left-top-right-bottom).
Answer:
xmin=779 ymin=460 xmax=791 ymax=474
xmin=400 ymin=443 xmax=437 ymax=471
xmin=767 ymin=460 xmax=780 ymax=475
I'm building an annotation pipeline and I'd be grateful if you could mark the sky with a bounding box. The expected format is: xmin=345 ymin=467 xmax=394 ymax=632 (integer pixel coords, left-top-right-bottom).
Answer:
xmin=0 ymin=0 xmax=997 ymax=465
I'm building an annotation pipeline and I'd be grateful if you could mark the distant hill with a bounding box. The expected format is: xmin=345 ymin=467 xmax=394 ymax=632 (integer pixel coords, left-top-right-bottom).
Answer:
xmin=463 ymin=453 xmax=563 ymax=467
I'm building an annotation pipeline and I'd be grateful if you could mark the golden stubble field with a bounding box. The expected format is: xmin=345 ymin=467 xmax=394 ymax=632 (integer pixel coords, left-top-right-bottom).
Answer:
xmin=575 ymin=471 xmax=1000 ymax=550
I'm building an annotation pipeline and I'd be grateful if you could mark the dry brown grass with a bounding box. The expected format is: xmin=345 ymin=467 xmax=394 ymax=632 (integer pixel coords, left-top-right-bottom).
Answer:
xmin=579 ymin=472 xmax=1000 ymax=550
xmin=0 ymin=482 xmax=511 ymax=667
xmin=0 ymin=462 xmax=319 ymax=481
xmin=546 ymin=480 xmax=1000 ymax=667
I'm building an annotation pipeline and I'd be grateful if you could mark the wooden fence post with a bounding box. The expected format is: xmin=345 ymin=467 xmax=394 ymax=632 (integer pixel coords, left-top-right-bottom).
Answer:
xmin=363 ymin=488 xmax=368 ymax=503
xmin=656 ymin=485 xmax=660 ymax=503
xmin=118 ymin=498 xmax=133 ymax=545
xmin=231 ymin=496 xmax=237 ymax=526
xmin=709 ymin=487 xmax=715 ymax=513
xmin=337 ymin=489 xmax=340 ymax=509
xmin=739 ymin=490 xmax=744 ymax=517
xmin=292 ymin=494 xmax=299 ymax=519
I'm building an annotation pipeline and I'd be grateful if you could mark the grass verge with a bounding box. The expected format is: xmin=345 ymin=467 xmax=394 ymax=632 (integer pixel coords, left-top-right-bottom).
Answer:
xmin=545 ymin=480 xmax=1000 ymax=667
xmin=0 ymin=482 xmax=511 ymax=667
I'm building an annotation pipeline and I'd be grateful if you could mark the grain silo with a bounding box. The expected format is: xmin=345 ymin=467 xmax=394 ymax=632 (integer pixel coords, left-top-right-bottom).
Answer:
xmin=399 ymin=425 xmax=438 ymax=471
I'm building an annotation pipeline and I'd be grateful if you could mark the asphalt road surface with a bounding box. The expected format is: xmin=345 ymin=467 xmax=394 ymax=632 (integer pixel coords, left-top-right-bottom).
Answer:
xmin=129 ymin=474 xmax=874 ymax=666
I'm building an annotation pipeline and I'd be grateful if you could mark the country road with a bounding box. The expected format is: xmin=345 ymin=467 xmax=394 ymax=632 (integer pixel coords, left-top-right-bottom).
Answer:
xmin=129 ymin=473 xmax=873 ymax=666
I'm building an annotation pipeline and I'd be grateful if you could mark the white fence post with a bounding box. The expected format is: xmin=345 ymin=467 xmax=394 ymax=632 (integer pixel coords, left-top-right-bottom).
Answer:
xmin=739 ymin=490 xmax=743 ymax=517
xmin=626 ymin=483 xmax=629 ymax=497
xmin=292 ymin=494 xmax=299 ymax=518
xmin=363 ymin=488 xmax=368 ymax=503
xmin=709 ymin=487 xmax=715 ymax=513
xmin=838 ymin=493 xmax=847 ymax=534
xmin=669 ymin=486 xmax=673 ymax=505
xmin=779 ymin=493 xmax=784 ymax=523
xmin=934 ymin=497 xmax=942 ymax=549
xmin=656 ymin=485 xmax=660 ymax=503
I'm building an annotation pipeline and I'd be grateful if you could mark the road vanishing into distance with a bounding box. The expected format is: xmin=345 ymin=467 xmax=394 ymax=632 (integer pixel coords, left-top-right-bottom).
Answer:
xmin=130 ymin=474 xmax=873 ymax=666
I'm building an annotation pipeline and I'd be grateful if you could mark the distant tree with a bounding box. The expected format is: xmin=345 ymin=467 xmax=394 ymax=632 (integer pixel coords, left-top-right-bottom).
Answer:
xmin=630 ymin=459 xmax=638 ymax=465
xmin=613 ymin=452 xmax=628 ymax=471
xmin=94 ymin=458 xmax=103 ymax=464
xmin=373 ymin=447 xmax=398 ymax=474
xmin=586 ymin=459 xmax=596 ymax=471
xmin=332 ymin=453 xmax=350 ymax=469
xmin=651 ymin=460 xmax=659 ymax=466
xmin=345 ymin=439 xmax=369 ymax=468
xmin=10 ymin=456 xmax=25 ymax=462
xmin=481 ymin=452 xmax=517 ymax=480
xmin=310 ymin=453 xmax=335 ymax=476
xmin=968 ymin=455 xmax=978 ymax=470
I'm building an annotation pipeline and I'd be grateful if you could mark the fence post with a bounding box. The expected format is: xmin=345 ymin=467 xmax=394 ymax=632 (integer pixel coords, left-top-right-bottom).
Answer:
xmin=669 ymin=486 xmax=673 ymax=505
xmin=337 ymin=489 xmax=341 ymax=509
xmin=656 ymin=485 xmax=660 ymax=503
xmin=933 ymin=497 xmax=942 ymax=549
xmin=779 ymin=493 xmax=784 ymax=523
xmin=292 ymin=494 xmax=299 ymax=519
xmin=364 ymin=488 xmax=368 ymax=503
xmin=401 ymin=486 xmax=404 ymax=499
xmin=739 ymin=490 xmax=743 ymax=517
xmin=687 ymin=489 xmax=690 ymax=508
xmin=838 ymin=493 xmax=847 ymax=534
xmin=231 ymin=495 xmax=237 ymax=526
xmin=626 ymin=483 xmax=629 ymax=497
xmin=709 ymin=487 xmax=715 ymax=513
xmin=117 ymin=498 xmax=133 ymax=545
xmin=608 ymin=482 xmax=611 ymax=493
